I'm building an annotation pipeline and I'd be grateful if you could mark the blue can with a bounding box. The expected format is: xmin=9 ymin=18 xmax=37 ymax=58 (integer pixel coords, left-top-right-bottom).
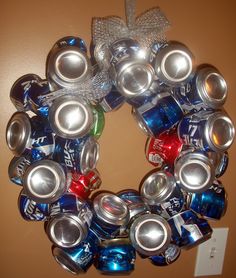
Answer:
xmin=53 ymin=36 xmax=87 ymax=53
xmin=168 ymin=210 xmax=212 ymax=249
xmin=133 ymin=92 xmax=184 ymax=137
xmin=52 ymin=230 xmax=99 ymax=274
xmin=177 ymin=110 xmax=235 ymax=152
xmin=94 ymin=238 xmax=136 ymax=274
xmin=208 ymin=151 xmax=229 ymax=178
xmin=149 ymin=244 xmax=181 ymax=266
xmin=53 ymin=135 xmax=99 ymax=175
xmin=188 ymin=180 xmax=227 ymax=220
xmin=18 ymin=190 xmax=50 ymax=221
xmin=99 ymin=85 xmax=125 ymax=112
xmin=8 ymin=156 xmax=31 ymax=186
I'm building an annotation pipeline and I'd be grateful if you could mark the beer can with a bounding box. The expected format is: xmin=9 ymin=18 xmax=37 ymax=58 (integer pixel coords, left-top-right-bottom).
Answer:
xmin=187 ymin=180 xmax=227 ymax=220
xmin=90 ymin=193 xmax=129 ymax=239
xmin=178 ymin=110 xmax=235 ymax=152
xmin=48 ymin=95 xmax=95 ymax=139
xmin=104 ymin=38 xmax=154 ymax=98
xmin=149 ymin=244 xmax=181 ymax=266
xmin=168 ymin=210 xmax=212 ymax=249
xmin=53 ymin=135 xmax=99 ymax=175
xmin=23 ymin=159 xmax=71 ymax=204
xmin=69 ymin=169 xmax=102 ymax=200
xmin=132 ymin=91 xmax=184 ymax=137
xmin=6 ymin=112 xmax=55 ymax=158
xmin=174 ymin=149 xmax=215 ymax=193
xmin=8 ymin=156 xmax=31 ymax=186
xmin=89 ymin=104 xmax=105 ymax=139
xmin=47 ymin=36 xmax=91 ymax=90
xmin=140 ymin=170 xmax=184 ymax=218
xmin=46 ymin=193 xmax=93 ymax=248
xmin=99 ymin=85 xmax=125 ymax=112
xmin=172 ymin=65 xmax=227 ymax=111
xmin=154 ymin=41 xmax=194 ymax=85
xmin=129 ymin=213 xmax=171 ymax=257
xmin=52 ymin=230 xmax=99 ymax=274
xmin=207 ymin=151 xmax=229 ymax=178
xmin=18 ymin=189 xmax=50 ymax=221
xmin=94 ymin=238 xmax=136 ymax=274
xmin=145 ymin=130 xmax=183 ymax=167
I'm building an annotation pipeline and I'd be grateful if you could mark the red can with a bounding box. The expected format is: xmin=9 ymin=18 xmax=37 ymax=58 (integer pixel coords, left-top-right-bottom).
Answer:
xmin=69 ymin=169 xmax=102 ymax=200
xmin=145 ymin=131 xmax=183 ymax=167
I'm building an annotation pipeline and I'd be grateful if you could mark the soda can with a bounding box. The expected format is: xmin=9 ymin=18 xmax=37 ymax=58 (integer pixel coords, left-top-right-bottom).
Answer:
xmin=18 ymin=190 xmax=50 ymax=221
xmin=48 ymin=95 xmax=94 ymax=139
xmin=172 ymin=65 xmax=227 ymax=111
xmin=174 ymin=149 xmax=215 ymax=193
xmin=8 ymin=156 xmax=31 ymax=186
xmin=129 ymin=213 xmax=171 ymax=257
xmin=46 ymin=36 xmax=91 ymax=90
xmin=132 ymin=91 xmax=184 ymax=137
xmin=167 ymin=210 xmax=212 ymax=249
xmin=145 ymin=130 xmax=183 ymax=167
xmin=187 ymin=180 xmax=227 ymax=220
xmin=6 ymin=112 xmax=55 ymax=158
xmin=140 ymin=170 xmax=184 ymax=218
xmin=177 ymin=110 xmax=235 ymax=152
xmin=207 ymin=151 xmax=229 ymax=178
xmin=53 ymin=135 xmax=99 ymax=175
xmin=99 ymin=85 xmax=125 ymax=112
xmin=52 ymin=230 xmax=99 ymax=274
xmin=90 ymin=193 xmax=129 ymax=239
xmin=101 ymin=38 xmax=154 ymax=98
xmin=117 ymin=189 xmax=150 ymax=223
xmin=94 ymin=238 xmax=136 ymax=274
xmin=149 ymin=244 xmax=181 ymax=266
xmin=89 ymin=104 xmax=105 ymax=139
xmin=69 ymin=169 xmax=102 ymax=200
xmin=10 ymin=74 xmax=49 ymax=112
xmin=46 ymin=193 xmax=93 ymax=248
xmin=154 ymin=41 xmax=194 ymax=85
xmin=23 ymin=159 xmax=71 ymax=204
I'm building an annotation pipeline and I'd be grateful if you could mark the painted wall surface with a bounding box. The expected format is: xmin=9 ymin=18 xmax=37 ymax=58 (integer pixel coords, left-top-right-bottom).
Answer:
xmin=0 ymin=0 xmax=235 ymax=277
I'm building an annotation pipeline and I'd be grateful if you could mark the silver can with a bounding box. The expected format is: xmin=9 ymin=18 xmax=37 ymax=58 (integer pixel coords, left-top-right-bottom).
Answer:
xmin=47 ymin=45 xmax=91 ymax=90
xmin=23 ymin=160 xmax=71 ymax=203
xmin=48 ymin=95 xmax=94 ymax=139
xmin=102 ymin=38 xmax=154 ymax=98
xmin=129 ymin=213 xmax=171 ymax=257
xmin=8 ymin=156 xmax=31 ymax=185
xmin=174 ymin=150 xmax=215 ymax=193
xmin=154 ymin=42 xmax=194 ymax=85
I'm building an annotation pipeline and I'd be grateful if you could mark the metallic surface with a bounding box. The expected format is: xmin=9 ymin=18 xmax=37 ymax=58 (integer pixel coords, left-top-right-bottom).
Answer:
xmin=129 ymin=213 xmax=171 ymax=256
xmin=99 ymin=85 xmax=125 ymax=112
xmin=154 ymin=42 xmax=194 ymax=84
xmin=208 ymin=151 xmax=229 ymax=178
xmin=94 ymin=238 xmax=136 ymax=274
xmin=23 ymin=160 xmax=68 ymax=203
xmin=174 ymin=150 xmax=214 ymax=193
xmin=8 ymin=156 xmax=31 ymax=185
xmin=150 ymin=244 xmax=181 ymax=266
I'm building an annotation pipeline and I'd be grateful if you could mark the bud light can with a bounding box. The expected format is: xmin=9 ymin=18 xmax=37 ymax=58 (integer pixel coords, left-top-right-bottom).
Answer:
xmin=133 ymin=91 xmax=184 ymax=137
xmin=52 ymin=230 xmax=99 ymax=274
xmin=168 ymin=210 xmax=212 ymax=249
xmin=129 ymin=214 xmax=171 ymax=257
xmin=47 ymin=36 xmax=91 ymax=90
xmin=178 ymin=110 xmax=235 ymax=152
xmin=23 ymin=159 xmax=71 ymax=204
xmin=99 ymin=85 xmax=125 ymax=112
xmin=6 ymin=112 xmax=55 ymax=158
xmin=149 ymin=244 xmax=181 ymax=266
xmin=187 ymin=180 xmax=227 ymax=220
xmin=53 ymin=135 xmax=99 ymax=175
xmin=207 ymin=151 xmax=229 ymax=178
xmin=145 ymin=130 xmax=183 ymax=167
xmin=90 ymin=193 xmax=129 ymax=239
xmin=69 ymin=169 xmax=102 ymax=200
xmin=94 ymin=238 xmax=136 ymax=274
xmin=18 ymin=190 xmax=50 ymax=221
xmin=8 ymin=156 xmax=31 ymax=186
xmin=46 ymin=193 xmax=93 ymax=248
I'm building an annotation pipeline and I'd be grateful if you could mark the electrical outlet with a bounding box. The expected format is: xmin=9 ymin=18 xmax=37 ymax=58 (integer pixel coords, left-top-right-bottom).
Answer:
xmin=194 ymin=227 xmax=228 ymax=276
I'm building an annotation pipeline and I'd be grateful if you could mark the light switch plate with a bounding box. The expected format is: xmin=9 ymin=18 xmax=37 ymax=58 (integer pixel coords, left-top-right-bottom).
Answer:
xmin=194 ymin=227 xmax=229 ymax=276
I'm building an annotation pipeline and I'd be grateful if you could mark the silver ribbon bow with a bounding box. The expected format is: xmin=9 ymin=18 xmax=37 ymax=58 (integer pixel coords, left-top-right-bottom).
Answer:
xmin=92 ymin=0 xmax=171 ymax=50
